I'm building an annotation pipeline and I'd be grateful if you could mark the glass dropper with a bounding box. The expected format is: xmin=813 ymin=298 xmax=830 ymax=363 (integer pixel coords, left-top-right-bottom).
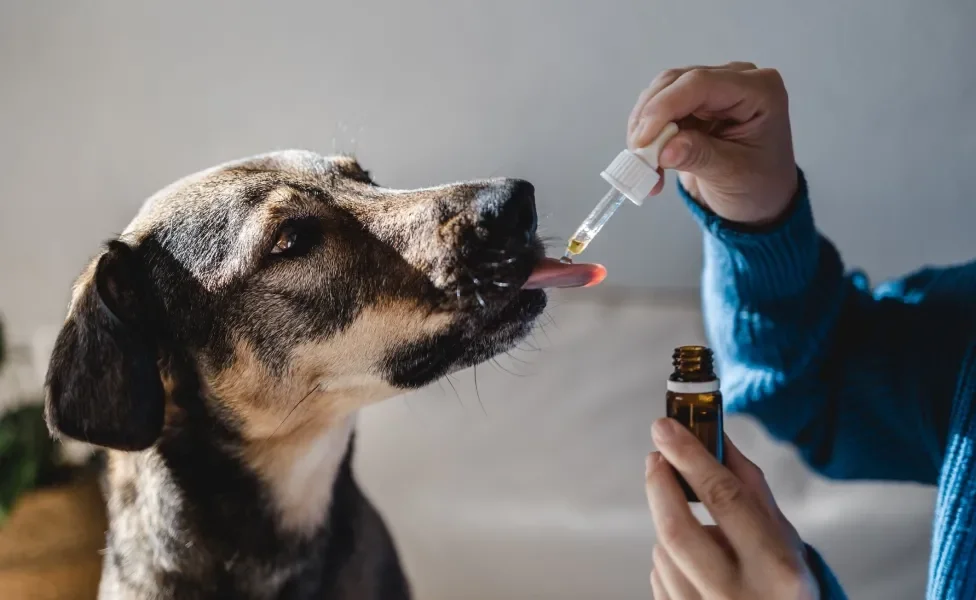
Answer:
xmin=561 ymin=122 xmax=679 ymax=263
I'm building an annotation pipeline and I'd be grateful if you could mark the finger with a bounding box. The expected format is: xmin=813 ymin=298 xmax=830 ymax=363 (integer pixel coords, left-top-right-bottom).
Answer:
xmin=628 ymin=62 xmax=758 ymax=136
xmin=651 ymin=419 xmax=780 ymax=557
xmin=674 ymin=114 xmax=723 ymax=136
xmin=703 ymin=524 xmax=735 ymax=559
xmin=631 ymin=68 xmax=767 ymax=149
xmin=645 ymin=452 xmax=733 ymax=591
xmin=647 ymin=167 xmax=666 ymax=196
xmin=653 ymin=545 xmax=700 ymax=600
xmin=658 ymin=129 xmax=740 ymax=175
xmin=629 ymin=68 xmax=691 ymax=135
xmin=651 ymin=568 xmax=670 ymax=600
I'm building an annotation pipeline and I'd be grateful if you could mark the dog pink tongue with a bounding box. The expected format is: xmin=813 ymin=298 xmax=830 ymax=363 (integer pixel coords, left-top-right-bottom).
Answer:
xmin=523 ymin=258 xmax=607 ymax=289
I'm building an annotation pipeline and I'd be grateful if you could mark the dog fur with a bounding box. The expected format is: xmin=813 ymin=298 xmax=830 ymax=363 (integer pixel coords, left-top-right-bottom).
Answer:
xmin=44 ymin=151 xmax=547 ymax=599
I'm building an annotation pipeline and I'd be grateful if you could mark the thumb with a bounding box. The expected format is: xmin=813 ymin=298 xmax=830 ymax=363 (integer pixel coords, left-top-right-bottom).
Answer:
xmin=658 ymin=129 xmax=732 ymax=175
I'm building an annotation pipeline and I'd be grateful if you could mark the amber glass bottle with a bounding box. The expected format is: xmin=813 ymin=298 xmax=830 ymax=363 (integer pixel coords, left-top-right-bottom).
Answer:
xmin=665 ymin=345 xmax=724 ymax=503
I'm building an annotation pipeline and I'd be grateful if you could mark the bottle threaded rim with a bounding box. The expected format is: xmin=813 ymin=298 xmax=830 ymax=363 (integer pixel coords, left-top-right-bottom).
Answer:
xmin=670 ymin=345 xmax=716 ymax=382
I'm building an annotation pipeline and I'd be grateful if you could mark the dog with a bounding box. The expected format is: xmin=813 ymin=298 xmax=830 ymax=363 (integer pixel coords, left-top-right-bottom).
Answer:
xmin=43 ymin=150 xmax=597 ymax=599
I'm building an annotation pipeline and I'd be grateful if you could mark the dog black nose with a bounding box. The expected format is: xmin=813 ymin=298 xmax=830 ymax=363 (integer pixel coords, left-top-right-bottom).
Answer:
xmin=476 ymin=179 xmax=538 ymax=242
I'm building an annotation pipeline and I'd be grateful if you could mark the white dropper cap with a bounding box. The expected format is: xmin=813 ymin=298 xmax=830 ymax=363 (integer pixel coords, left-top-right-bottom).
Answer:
xmin=599 ymin=122 xmax=680 ymax=206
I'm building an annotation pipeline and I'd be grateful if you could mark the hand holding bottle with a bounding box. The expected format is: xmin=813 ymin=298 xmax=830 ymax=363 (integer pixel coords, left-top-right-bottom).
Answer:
xmin=646 ymin=418 xmax=819 ymax=600
xmin=629 ymin=62 xmax=798 ymax=226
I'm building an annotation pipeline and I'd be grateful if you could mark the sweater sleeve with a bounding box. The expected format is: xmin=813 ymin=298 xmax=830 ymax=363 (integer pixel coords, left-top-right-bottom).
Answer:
xmin=683 ymin=169 xmax=976 ymax=484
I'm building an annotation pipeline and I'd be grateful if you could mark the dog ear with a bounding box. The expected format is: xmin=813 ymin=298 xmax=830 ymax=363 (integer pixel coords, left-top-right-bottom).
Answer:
xmin=45 ymin=240 xmax=165 ymax=451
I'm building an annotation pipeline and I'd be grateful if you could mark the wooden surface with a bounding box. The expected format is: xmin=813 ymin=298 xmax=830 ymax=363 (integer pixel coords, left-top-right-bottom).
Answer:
xmin=0 ymin=476 xmax=106 ymax=599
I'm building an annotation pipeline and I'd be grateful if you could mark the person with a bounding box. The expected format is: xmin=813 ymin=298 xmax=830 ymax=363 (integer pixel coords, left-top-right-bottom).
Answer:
xmin=631 ymin=62 xmax=976 ymax=600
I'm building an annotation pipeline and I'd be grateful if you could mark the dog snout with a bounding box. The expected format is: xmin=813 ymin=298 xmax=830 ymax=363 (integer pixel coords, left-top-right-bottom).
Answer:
xmin=475 ymin=179 xmax=538 ymax=243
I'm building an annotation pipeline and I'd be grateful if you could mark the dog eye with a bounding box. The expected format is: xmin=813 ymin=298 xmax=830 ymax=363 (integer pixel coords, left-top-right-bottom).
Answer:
xmin=273 ymin=229 xmax=298 ymax=254
xmin=270 ymin=218 xmax=322 ymax=258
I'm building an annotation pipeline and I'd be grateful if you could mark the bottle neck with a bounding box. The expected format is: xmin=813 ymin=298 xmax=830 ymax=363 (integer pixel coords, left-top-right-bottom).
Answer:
xmin=669 ymin=346 xmax=717 ymax=383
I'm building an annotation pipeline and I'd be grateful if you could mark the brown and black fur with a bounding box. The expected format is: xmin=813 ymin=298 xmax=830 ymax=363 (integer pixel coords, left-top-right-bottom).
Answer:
xmin=43 ymin=151 xmax=548 ymax=599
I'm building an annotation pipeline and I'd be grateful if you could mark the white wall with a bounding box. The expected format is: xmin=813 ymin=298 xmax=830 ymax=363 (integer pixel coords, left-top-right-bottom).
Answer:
xmin=3 ymin=0 xmax=976 ymax=341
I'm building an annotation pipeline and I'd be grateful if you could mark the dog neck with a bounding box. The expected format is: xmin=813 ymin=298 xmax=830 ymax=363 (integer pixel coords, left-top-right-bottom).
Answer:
xmin=242 ymin=413 xmax=357 ymax=534
xmin=101 ymin=391 xmax=362 ymax=597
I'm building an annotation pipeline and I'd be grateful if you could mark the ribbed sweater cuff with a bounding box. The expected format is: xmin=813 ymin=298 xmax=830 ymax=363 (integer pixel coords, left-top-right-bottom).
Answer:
xmin=679 ymin=169 xmax=820 ymax=304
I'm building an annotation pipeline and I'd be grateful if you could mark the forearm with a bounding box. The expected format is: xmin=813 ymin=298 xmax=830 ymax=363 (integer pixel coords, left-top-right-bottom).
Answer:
xmin=684 ymin=169 xmax=962 ymax=483
xmin=686 ymin=170 xmax=849 ymax=446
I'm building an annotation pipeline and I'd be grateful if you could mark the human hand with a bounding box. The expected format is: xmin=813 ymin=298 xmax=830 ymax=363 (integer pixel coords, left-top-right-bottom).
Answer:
xmin=628 ymin=62 xmax=797 ymax=226
xmin=645 ymin=418 xmax=819 ymax=600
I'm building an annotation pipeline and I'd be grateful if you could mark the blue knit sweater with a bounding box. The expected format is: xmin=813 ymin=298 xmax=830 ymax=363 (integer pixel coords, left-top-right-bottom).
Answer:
xmin=683 ymin=170 xmax=976 ymax=599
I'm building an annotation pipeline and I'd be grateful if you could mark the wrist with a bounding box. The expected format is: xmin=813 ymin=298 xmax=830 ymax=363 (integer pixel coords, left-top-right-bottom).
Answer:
xmin=680 ymin=167 xmax=821 ymax=305
xmin=679 ymin=166 xmax=805 ymax=234
xmin=749 ymin=168 xmax=800 ymax=228
xmin=681 ymin=168 xmax=799 ymax=229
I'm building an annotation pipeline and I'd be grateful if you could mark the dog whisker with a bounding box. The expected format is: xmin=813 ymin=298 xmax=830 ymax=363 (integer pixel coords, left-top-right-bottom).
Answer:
xmin=530 ymin=331 xmax=545 ymax=351
xmin=490 ymin=357 xmax=523 ymax=378
xmin=535 ymin=321 xmax=552 ymax=345
xmin=445 ymin=375 xmax=462 ymax=408
xmin=472 ymin=365 xmax=487 ymax=416
xmin=266 ymin=385 xmax=320 ymax=440
xmin=483 ymin=257 xmax=518 ymax=267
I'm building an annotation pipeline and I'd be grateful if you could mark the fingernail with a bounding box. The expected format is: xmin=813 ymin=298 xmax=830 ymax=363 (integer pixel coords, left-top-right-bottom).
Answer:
xmin=630 ymin=118 xmax=650 ymax=147
xmin=659 ymin=138 xmax=689 ymax=168
xmin=652 ymin=418 xmax=680 ymax=443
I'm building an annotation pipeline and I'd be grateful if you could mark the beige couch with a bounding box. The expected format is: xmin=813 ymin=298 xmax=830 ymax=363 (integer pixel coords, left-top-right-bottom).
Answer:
xmin=356 ymin=289 xmax=936 ymax=599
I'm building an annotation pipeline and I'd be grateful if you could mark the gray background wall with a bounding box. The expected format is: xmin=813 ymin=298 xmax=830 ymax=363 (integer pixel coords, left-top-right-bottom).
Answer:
xmin=2 ymin=0 xmax=975 ymax=339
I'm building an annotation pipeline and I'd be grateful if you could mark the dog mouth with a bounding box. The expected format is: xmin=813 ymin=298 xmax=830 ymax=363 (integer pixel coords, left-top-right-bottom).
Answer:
xmin=449 ymin=234 xmax=605 ymax=310
xmin=485 ymin=253 xmax=606 ymax=336
xmin=449 ymin=248 xmax=606 ymax=350
xmin=384 ymin=188 xmax=608 ymax=388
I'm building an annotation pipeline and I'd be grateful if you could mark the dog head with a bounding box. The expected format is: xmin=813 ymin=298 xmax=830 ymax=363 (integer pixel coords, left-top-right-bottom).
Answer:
xmin=45 ymin=151 xmax=551 ymax=449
